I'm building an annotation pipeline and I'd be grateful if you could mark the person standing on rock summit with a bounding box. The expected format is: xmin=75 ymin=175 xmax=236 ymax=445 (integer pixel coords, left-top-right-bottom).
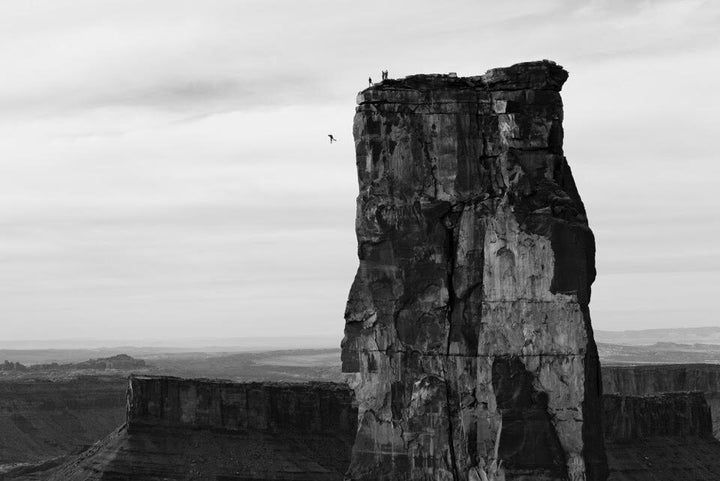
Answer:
xmin=368 ymin=77 xmax=372 ymax=87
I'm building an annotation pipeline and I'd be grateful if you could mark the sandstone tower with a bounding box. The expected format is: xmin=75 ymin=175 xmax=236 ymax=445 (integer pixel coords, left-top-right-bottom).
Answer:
xmin=342 ymin=61 xmax=608 ymax=481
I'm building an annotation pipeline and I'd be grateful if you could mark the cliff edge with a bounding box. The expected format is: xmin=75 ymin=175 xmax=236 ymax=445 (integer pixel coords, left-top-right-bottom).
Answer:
xmin=37 ymin=376 xmax=358 ymax=481
xmin=602 ymin=392 xmax=720 ymax=481
xmin=603 ymin=363 xmax=720 ymax=438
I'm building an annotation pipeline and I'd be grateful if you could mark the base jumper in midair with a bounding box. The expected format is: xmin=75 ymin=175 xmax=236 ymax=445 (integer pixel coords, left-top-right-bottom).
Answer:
xmin=328 ymin=134 xmax=337 ymax=143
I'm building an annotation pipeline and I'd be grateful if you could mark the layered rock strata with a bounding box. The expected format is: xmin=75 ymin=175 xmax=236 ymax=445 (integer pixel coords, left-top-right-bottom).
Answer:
xmin=14 ymin=381 xmax=720 ymax=481
xmin=602 ymin=392 xmax=712 ymax=442
xmin=601 ymin=392 xmax=720 ymax=481
xmin=127 ymin=375 xmax=356 ymax=435
xmin=37 ymin=376 xmax=358 ymax=481
xmin=342 ymin=61 xmax=607 ymax=481
xmin=602 ymin=364 xmax=720 ymax=438
xmin=0 ymin=377 xmax=126 ymax=469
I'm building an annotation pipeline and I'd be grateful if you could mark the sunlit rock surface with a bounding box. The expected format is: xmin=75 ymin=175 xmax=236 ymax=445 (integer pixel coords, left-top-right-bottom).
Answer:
xmin=342 ymin=60 xmax=607 ymax=481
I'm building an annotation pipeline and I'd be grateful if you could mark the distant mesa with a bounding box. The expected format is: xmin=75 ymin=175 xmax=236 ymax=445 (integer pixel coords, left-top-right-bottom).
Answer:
xmin=39 ymin=376 xmax=358 ymax=480
xmin=596 ymin=327 xmax=720 ymax=345
xmin=74 ymin=354 xmax=146 ymax=370
xmin=0 ymin=354 xmax=146 ymax=374
xmin=604 ymin=363 xmax=720 ymax=439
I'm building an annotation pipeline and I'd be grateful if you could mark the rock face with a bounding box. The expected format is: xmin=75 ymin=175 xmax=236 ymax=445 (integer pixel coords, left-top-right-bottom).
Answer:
xmin=601 ymin=392 xmax=720 ymax=481
xmin=602 ymin=392 xmax=712 ymax=442
xmin=342 ymin=61 xmax=607 ymax=481
xmin=602 ymin=364 xmax=720 ymax=439
xmin=38 ymin=376 xmax=358 ymax=481
xmin=127 ymin=375 xmax=356 ymax=436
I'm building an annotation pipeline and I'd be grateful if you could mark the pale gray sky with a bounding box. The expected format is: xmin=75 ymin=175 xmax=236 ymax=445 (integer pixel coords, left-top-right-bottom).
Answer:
xmin=0 ymin=0 xmax=718 ymax=343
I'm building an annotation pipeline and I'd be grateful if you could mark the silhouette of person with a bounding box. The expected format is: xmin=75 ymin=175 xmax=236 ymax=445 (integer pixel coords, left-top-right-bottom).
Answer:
xmin=328 ymin=134 xmax=337 ymax=143
xmin=368 ymin=77 xmax=372 ymax=87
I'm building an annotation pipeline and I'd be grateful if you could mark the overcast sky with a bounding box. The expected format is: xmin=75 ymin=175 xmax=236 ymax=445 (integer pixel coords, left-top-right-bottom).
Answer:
xmin=0 ymin=0 xmax=718 ymax=345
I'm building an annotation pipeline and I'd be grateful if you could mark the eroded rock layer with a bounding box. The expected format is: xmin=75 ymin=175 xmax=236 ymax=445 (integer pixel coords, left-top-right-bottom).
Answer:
xmin=37 ymin=376 xmax=358 ymax=481
xmin=602 ymin=392 xmax=720 ymax=481
xmin=603 ymin=364 xmax=720 ymax=438
xmin=127 ymin=375 xmax=356 ymax=435
xmin=0 ymin=377 xmax=126 ymax=469
xmin=342 ymin=61 xmax=607 ymax=481
xmin=602 ymin=392 xmax=712 ymax=442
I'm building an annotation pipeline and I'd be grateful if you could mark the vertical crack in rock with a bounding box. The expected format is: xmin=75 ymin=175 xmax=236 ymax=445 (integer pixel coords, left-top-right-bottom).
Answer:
xmin=444 ymin=210 xmax=460 ymax=481
xmin=343 ymin=60 xmax=608 ymax=481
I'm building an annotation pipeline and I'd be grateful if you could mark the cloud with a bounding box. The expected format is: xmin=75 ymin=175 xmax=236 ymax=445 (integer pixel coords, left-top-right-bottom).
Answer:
xmin=0 ymin=0 xmax=718 ymax=341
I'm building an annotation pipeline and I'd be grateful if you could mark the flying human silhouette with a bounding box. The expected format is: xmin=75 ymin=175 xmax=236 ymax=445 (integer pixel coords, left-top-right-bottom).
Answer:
xmin=328 ymin=134 xmax=337 ymax=143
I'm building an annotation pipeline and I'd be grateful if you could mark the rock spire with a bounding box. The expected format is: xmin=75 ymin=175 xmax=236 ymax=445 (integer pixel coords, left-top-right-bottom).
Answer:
xmin=342 ymin=60 xmax=607 ymax=481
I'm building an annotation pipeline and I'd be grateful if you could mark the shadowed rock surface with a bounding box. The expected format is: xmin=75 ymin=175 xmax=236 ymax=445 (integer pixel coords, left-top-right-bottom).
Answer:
xmin=603 ymin=392 xmax=712 ymax=441
xmin=342 ymin=60 xmax=606 ymax=480
xmin=27 ymin=376 xmax=357 ymax=481
xmin=12 ymin=381 xmax=720 ymax=480
xmin=602 ymin=392 xmax=720 ymax=481
xmin=603 ymin=364 xmax=720 ymax=438
xmin=126 ymin=375 xmax=356 ymax=435
xmin=0 ymin=377 xmax=127 ymax=473
xmin=0 ymin=349 xmax=346 ymax=475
